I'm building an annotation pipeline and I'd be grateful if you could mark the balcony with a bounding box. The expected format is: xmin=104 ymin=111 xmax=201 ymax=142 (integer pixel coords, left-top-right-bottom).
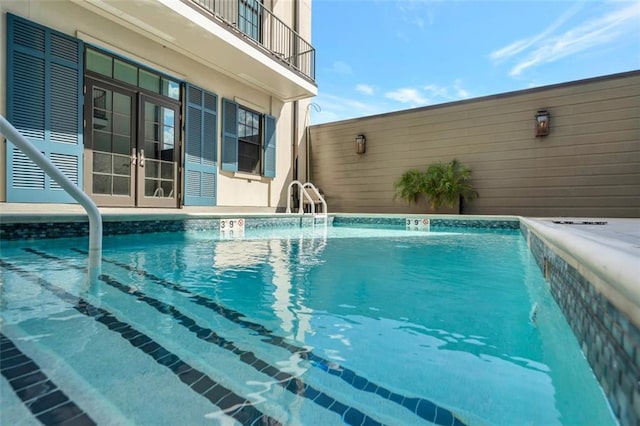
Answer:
xmin=72 ymin=0 xmax=318 ymax=101
xmin=191 ymin=0 xmax=315 ymax=83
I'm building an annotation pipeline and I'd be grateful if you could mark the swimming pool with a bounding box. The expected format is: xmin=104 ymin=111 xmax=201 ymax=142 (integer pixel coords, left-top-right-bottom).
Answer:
xmin=1 ymin=223 xmax=616 ymax=425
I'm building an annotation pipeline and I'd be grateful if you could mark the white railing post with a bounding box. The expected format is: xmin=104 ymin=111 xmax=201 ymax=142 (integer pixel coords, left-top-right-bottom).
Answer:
xmin=302 ymin=182 xmax=327 ymax=216
xmin=0 ymin=115 xmax=102 ymax=279
xmin=287 ymin=179 xmax=324 ymax=215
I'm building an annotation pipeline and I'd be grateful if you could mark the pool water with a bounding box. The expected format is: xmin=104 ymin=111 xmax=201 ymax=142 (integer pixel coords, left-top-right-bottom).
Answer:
xmin=1 ymin=225 xmax=615 ymax=425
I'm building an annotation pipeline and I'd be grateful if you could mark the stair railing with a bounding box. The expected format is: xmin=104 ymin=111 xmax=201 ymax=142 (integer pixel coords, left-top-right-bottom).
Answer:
xmin=0 ymin=115 xmax=102 ymax=279
xmin=302 ymin=182 xmax=327 ymax=215
xmin=286 ymin=180 xmax=327 ymax=215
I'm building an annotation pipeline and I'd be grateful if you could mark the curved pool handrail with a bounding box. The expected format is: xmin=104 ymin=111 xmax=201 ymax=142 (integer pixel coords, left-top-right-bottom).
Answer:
xmin=302 ymin=182 xmax=327 ymax=215
xmin=0 ymin=115 xmax=102 ymax=276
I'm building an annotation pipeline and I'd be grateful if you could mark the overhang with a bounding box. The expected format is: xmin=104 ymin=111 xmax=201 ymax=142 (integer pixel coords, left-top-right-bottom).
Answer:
xmin=71 ymin=0 xmax=318 ymax=101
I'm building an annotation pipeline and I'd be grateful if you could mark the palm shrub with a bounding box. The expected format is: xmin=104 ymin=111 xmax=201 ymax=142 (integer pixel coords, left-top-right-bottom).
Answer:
xmin=394 ymin=159 xmax=478 ymax=210
xmin=393 ymin=168 xmax=425 ymax=204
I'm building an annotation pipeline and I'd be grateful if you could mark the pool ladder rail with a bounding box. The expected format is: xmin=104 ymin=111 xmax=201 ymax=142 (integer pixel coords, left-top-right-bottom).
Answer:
xmin=0 ymin=114 xmax=102 ymax=279
xmin=286 ymin=180 xmax=328 ymax=219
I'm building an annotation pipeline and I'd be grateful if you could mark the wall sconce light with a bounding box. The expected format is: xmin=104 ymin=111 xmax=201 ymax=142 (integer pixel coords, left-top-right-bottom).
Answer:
xmin=535 ymin=110 xmax=550 ymax=137
xmin=355 ymin=134 xmax=366 ymax=154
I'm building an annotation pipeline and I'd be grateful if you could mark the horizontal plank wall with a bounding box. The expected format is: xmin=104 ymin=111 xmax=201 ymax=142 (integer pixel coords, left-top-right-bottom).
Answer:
xmin=309 ymin=72 xmax=640 ymax=217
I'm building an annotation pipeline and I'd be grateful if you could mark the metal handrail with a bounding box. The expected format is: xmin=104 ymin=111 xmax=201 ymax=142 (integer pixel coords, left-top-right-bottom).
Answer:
xmin=0 ymin=115 xmax=102 ymax=279
xmin=286 ymin=180 xmax=306 ymax=214
xmin=286 ymin=180 xmax=327 ymax=215
xmin=189 ymin=0 xmax=316 ymax=81
xmin=302 ymin=182 xmax=327 ymax=215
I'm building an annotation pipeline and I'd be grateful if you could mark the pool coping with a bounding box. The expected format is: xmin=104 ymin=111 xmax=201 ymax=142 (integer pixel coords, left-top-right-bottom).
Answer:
xmin=520 ymin=217 xmax=639 ymax=327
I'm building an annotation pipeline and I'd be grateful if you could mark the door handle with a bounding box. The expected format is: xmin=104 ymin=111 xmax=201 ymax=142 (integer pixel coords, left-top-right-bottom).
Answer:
xmin=131 ymin=155 xmax=137 ymax=166
xmin=139 ymin=150 xmax=145 ymax=167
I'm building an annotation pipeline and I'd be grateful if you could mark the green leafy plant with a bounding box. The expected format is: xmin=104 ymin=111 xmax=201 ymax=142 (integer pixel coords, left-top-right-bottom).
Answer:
xmin=393 ymin=168 xmax=425 ymax=205
xmin=394 ymin=159 xmax=478 ymax=210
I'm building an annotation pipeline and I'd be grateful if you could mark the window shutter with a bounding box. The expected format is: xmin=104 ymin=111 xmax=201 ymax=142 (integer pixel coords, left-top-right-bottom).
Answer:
xmin=184 ymin=84 xmax=218 ymax=206
xmin=263 ymin=114 xmax=276 ymax=178
xmin=6 ymin=14 xmax=83 ymax=203
xmin=221 ymin=98 xmax=238 ymax=172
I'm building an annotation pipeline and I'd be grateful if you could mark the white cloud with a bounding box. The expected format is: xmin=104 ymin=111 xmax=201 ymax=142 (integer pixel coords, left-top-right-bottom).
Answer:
xmin=423 ymin=84 xmax=450 ymax=99
xmin=396 ymin=0 xmax=435 ymax=28
xmin=310 ymin=93 xmax=389 ymax=124
xmin=385 ymin=88 xmax=428 ymax=105
xmin=453 ymin=79 xmax=470 ymax=99
xmin=356 ymin=84 xmax=375 ymax=95
xmin=490 ymin=3 xmax=640 ymax=77
xmin=312 ymin=80 xmax=472 ymax=124
xmin=326 ymin=61 xmax=353 ymax=75
xmin=423 ymin=80 xmax=471 ymax=101
xmin=490 ymin=3 xmax=584 ymax=62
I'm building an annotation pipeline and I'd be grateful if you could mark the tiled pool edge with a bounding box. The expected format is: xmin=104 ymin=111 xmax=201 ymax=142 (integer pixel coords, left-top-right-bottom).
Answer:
xmin=0 ymin=214 xmax=522 ymax=240
xmin=331 ymin=214 xmax=520 ymax=229
xmin=0 ymin=215 xmax=331 ymax=240
xmin=520 ymin=219 xmax=639 ymax=426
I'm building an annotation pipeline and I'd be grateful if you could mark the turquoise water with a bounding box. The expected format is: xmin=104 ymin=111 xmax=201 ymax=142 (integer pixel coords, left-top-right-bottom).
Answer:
xmin=1 ymin=226 xmax=615 ymax=425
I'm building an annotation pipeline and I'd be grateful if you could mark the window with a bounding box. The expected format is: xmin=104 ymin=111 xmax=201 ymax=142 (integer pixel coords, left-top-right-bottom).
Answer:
xmin=238 ymin=0 xmax=262 ymax=42
xmin=86 ymin=47 xmax=180 ymax=101
xmin=222 ymin=98 xmax=276 ymax=178
xmin=238 ymin=107 xmax=261 ymax=174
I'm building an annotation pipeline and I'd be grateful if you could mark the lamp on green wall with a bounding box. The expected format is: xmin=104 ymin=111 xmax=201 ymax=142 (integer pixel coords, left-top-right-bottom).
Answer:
xmin=535 ymin=110 xmax=550 ymax=137
xmin=355 ymin=134 xmax=366 ymax=154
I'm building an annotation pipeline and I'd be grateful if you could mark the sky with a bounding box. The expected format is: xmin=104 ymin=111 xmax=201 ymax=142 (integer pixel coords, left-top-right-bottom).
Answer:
xmin=309 ymin=0 xmax=640 ymax=124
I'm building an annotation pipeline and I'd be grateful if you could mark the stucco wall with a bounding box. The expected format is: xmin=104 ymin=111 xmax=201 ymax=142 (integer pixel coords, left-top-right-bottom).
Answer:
xmin=308 ymin=72 xmax=640 ymax=217
xmin=1 ymin=0 xmax=312 ymax=210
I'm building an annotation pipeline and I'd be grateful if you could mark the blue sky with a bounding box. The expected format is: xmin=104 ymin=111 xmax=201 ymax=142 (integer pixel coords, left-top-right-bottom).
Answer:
xmin=309 ymin=0 xmax=640 ymax=124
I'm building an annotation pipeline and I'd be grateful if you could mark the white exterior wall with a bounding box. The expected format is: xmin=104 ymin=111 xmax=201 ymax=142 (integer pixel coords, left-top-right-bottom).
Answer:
xmin=0 ymin=0 xmax=314 ymax=210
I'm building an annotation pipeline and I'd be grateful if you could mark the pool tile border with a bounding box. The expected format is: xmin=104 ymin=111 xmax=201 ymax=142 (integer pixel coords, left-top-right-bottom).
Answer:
xmin=0 ymin=215 xmax=519 ymax=241
xmin=0 ymin=216 xmax=328 ymax=240
xmin=521 ymin=223 xmax=640 ymax=426
xmin=332 ymin=216 xmax=520 ymax=229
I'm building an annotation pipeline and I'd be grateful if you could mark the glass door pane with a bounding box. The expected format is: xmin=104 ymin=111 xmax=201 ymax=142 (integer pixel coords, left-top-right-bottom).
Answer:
xmin=137 ymin=96 xmax=179 ymax=207
xmin=84 ymin=80 xmax=135 ymax=206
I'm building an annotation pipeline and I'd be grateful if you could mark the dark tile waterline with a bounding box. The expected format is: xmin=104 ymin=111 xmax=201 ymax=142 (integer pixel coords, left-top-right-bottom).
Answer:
xmin=0 ymin=333 xmax=97 ymax=426
xmin=0 ymin=259 xmax=279 ymax=426
xmin=14 ymin=250 xmax=389 ymax=426
xmin=69 ymin=247 xmax=468 ymax=426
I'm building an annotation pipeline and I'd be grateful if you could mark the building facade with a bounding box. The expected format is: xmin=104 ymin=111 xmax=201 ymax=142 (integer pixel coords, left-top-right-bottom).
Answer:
xmin=1 ymin=0 xmax=316 ymax=210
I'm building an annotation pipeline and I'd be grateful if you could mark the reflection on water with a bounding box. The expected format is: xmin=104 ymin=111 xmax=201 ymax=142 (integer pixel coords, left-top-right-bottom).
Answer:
xmin=213 ymin=227 xmax=327 ymax=344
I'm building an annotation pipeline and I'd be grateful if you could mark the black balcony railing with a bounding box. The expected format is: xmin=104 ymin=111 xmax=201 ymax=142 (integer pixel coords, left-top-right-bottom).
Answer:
xmin=189 ymin=0 xmax=316 ymax=82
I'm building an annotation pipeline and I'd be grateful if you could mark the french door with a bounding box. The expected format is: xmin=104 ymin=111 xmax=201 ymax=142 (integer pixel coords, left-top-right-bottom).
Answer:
xmin=84 ymin=78 xmax=180 ymax=207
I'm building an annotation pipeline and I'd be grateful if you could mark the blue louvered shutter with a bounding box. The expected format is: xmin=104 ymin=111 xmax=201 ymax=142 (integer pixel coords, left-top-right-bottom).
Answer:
xmin=6 ymin=14 xmax=83 ymax=203
xmin=263 ymin=114 xmax=276 ymax=178
xmin=221 ymin=98 xmax=238 ymax=172
xmin=184 ymin=85 xmax=218 ymax=206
